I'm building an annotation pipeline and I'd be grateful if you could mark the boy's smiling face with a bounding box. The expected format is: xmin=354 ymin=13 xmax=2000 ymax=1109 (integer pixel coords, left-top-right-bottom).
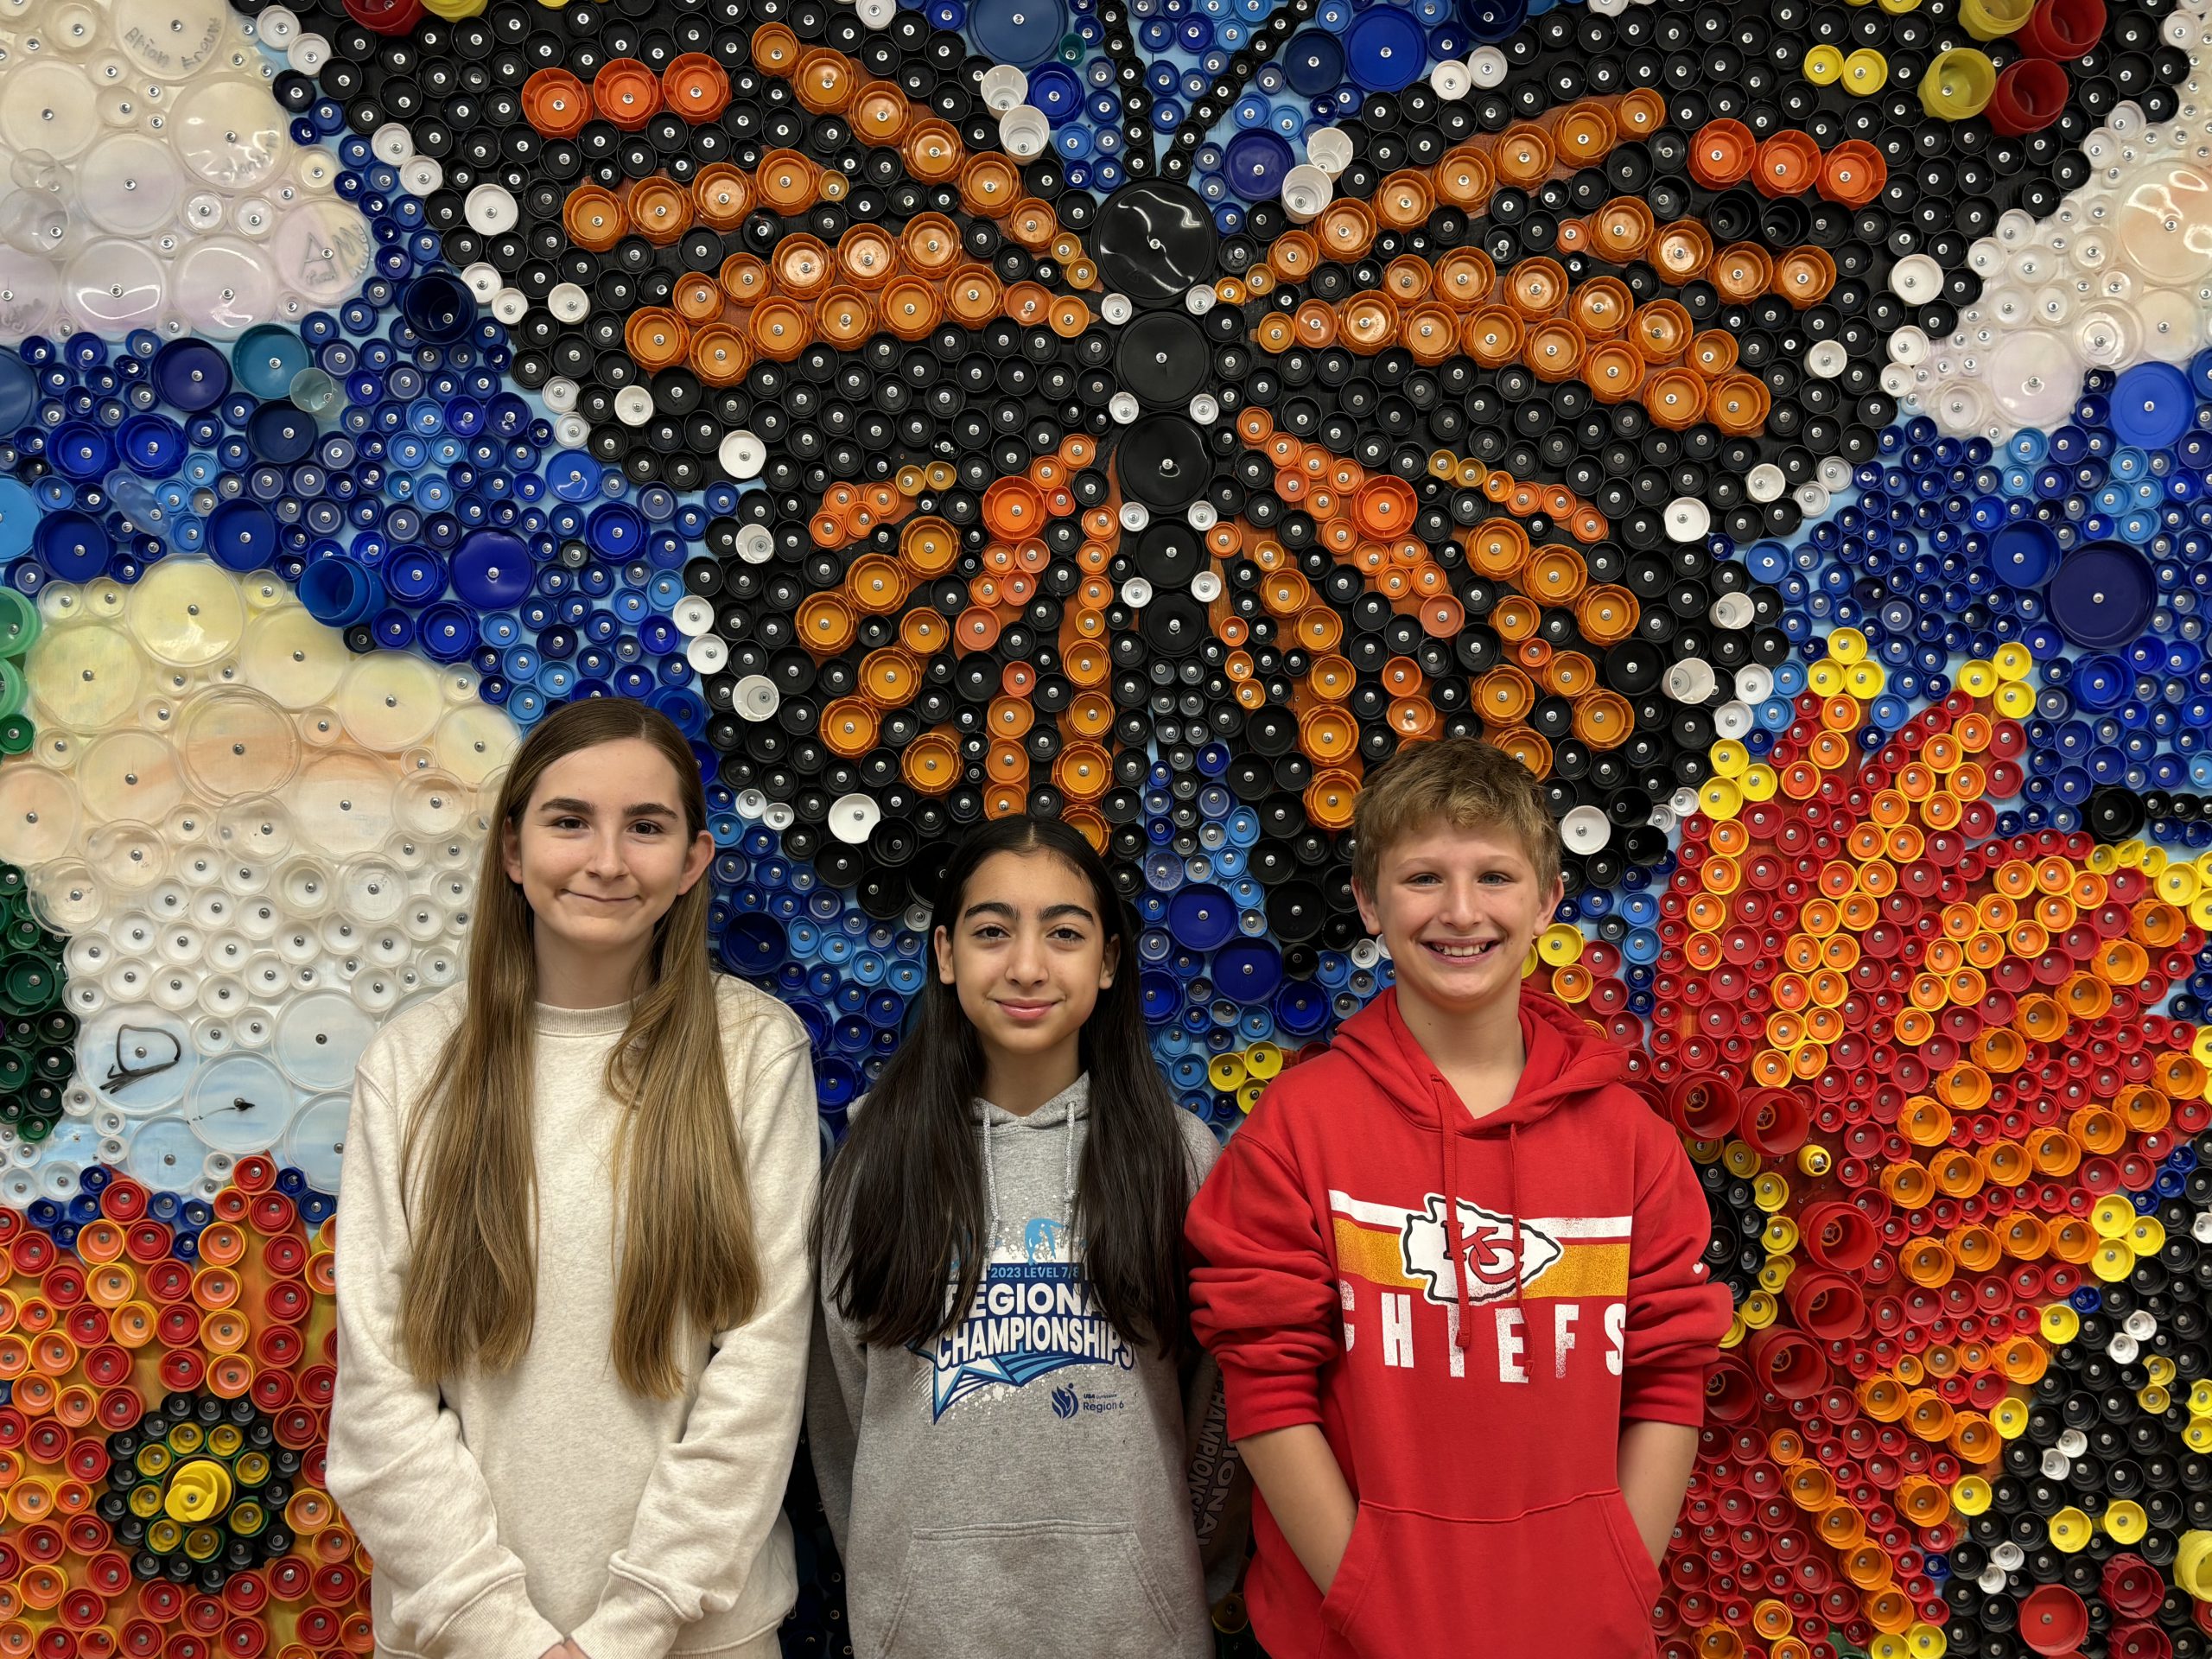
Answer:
xmin=1353 ymin=821 xmax=1565 ymax=1019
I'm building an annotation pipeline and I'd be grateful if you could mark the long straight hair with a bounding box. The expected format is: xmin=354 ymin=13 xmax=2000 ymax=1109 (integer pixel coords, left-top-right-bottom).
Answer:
xmin=397 ymin=697 xmax=763 ymax=1398
xmin=816 ymin=816 xmax=1196 ymax=1356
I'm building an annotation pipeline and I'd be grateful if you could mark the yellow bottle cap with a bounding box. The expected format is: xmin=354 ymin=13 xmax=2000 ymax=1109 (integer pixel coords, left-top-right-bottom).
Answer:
xmin=1843 ymin=48 xmax=1891 ymax=92
xmin=1921 ymin=48 xmax=1997 ymax=118
xmin=1803 ymin=44 xmax=1846 ymax=82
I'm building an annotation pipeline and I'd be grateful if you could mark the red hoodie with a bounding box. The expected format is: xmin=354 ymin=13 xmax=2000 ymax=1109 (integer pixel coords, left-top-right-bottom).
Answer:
xmin=1185 ymin=986 xmax=1731 ymax=1659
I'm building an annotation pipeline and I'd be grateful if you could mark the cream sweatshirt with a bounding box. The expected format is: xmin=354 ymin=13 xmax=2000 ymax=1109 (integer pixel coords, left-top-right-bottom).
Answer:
xmin=328 ymin=977 xmax=819 ymax=1659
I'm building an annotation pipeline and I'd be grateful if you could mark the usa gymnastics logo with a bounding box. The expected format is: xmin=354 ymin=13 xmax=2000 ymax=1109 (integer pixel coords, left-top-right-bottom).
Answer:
xmin=918 ymin=1261 xmax=1135 ymax=1421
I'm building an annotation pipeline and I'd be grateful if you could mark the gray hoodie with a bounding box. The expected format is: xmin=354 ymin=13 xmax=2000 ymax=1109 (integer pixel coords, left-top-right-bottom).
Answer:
xmin=809 ymin=1077 xmax=1246 ymax=1659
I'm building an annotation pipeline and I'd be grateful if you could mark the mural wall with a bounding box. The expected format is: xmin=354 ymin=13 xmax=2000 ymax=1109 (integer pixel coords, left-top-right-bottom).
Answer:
xmin=0 ymin=0 xmax=2203 ymax=1649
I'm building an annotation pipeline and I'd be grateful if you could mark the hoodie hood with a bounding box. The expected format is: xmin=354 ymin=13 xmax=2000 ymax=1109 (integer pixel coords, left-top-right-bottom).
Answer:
xmin=1329 ymin=986 xmax=1630 ymax=1347
xmin=1330 ymin=984 xmax=1629 ymax=1135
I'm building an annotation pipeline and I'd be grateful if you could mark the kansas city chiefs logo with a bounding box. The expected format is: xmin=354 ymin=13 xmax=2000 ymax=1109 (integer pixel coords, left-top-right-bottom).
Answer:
xmin=1401 ymin=1196 xmax=1563 ymax=1306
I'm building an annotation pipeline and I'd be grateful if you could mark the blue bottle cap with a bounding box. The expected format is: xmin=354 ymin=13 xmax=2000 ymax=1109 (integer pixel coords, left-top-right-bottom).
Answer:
xmin=2066 ymin=652 xmax=2131 ymax=710
xmin=0 ymin=354 xmax=35 ymax=434
xmin=1140 ymin=969 xmax=1185 ymax=1024
xmin=33 ymin=510 xmax=109 ymax=582
xmin=296 ymin=557 xmax=384 ymax=628
xmin=1344 ymin=5 xmax=1427 ymax=89
xmin=48 ymin=422 xmax=115 ymax=481
xmin=587 ymin=501 xmax=649 ymax=559
xmin=2047 ymin=542 xmax=2155 ymax=651
xmin=721 ymin=912 xmax=788 ymax=976
xmin=1461 ymin=0 xmax=1524 ymax=34
xmin=0 ymin=479 xmax=35 ymax=563
xmin=385 ymin=548 xmax=448 ymax=602
xmin=416 ymin=601 xmax=480 ymax=663
xmin=2108 ymin=360 xmax=2193 ymax=452
xmin=398 ymin=273 xmax=480 ymax=346
xmin=1986 ymin=519 xmax=2058 ymax=588
xmin=206 ymin=499 xmax=280 ymax=574
xmin=1027 ymin=64 xmax=1083 ymax=122
xmin=1212 ymin=938 xmax=1284 ymax=1004
xmin=118 ymin=414 xmax=187 ymax=480
xmin=973 ymin=0 xmax=1067 ymax=65
xmin=1222 ymin=129 xmax=1294 ymax=201
xmin=1272 ymin=978 xmax=1331 ymax=1036
xmin=1168 ymin=883 xmax=1238 ymax=950
xmin=232 ymin=326 xmax=310 ymax=402
xmin=1283 ymin=28 xmax=1345 ymax=94
xmin=246 ymin=403 xmax=316 ymax=466
xmin=450 ymin=528 xmax=534 ymax=609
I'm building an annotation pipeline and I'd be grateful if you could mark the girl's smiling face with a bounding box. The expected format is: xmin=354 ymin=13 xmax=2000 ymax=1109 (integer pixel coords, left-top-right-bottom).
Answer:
xmin=936 ymin=849 xmax=1118 ymax=1073
xmin=502 ymin=736 xmax=714 ymax=989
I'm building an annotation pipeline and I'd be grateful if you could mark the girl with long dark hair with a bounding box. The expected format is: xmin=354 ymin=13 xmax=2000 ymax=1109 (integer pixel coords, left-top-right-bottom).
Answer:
xmin=809 ymin=816 xmax=1244 ymax=1659
xmin=328 ymin=698 xmax=818 ymax=1659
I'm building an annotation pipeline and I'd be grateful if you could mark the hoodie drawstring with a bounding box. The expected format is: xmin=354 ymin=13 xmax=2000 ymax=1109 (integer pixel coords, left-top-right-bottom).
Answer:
xmin=979 ymin=1092 xmax=1080 ymax=1262
xmin=1508 ymin=1122 xmax=1522 ymax=1322
xmin=1440 ymin=1099 xmax=1472 ymax=1351
xmin=1439 ymin=1101 xmax=1526 ymax=1351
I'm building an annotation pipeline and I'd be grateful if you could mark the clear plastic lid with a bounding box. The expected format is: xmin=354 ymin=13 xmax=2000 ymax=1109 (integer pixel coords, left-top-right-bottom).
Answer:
xmin=170 ymin=234 xmax=276 ymax=335
xmin=271 ymin=988 xmax=373 ymax=1091
xmin=62 ymin=238 xmax=167 ymax=333
xmin=173 ymin=76 xmax=283 ymax=189
xmin=240 ymin=603 xmax=348 ymax=708
xmin=2 ymin=61 xmax=102 ymax=160
xmin=280 ymin=1092 xmax=347 ymax=1189
xmin=0 ymin=764 xmax=81 ymax=864
xmin=77 ymin=133 xmax=183 ymax=237
xmin=292 ymin=749 xmax=397 ymax=857
xmin=128 ymin=556 xmax=246 ymax=666
xmin=113 ymin=0 xmax=231 ymax=79
xmin=182 ymin=1050 xmax=296 ymax=1151
xmin=431 ymin=702 xmax=516 ymax=787
xmin=177 ymin=689 xmax=300 ymax=799
xmin=29 ymin=623 xmax=148 ymax=732
xmin=77 ymin=728 xmax=185 ymax=825
xmin=337 ymin=653 xmax=442 ymax=753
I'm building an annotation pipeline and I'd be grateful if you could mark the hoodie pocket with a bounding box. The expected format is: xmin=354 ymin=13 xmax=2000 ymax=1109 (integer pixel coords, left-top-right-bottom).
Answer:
xmin=869 ymin=1520 xmax=1186 ymax=1659
xmin=1322 ymin=1491 xmax=1659 ymax=1659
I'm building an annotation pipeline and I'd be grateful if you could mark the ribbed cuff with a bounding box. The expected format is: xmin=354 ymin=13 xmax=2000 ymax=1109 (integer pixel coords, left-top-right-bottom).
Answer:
xmin=569 ymin=1573 xmax=686 ymax=1659
xmin=1221 ymin=1357 xmax=1324 ymax=1442
xmin=1621 ymin=1359 xmax=1713 ymax=1427
xmin=424 ymin=1580 xmax=565 ymax=1659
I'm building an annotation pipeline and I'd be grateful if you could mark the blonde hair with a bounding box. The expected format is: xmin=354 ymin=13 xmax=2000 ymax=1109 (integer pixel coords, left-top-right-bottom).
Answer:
xmin=398 ymin=698 xmax=762 ymax=1398
xmin=1351 ymin=736 xmax=1561 ymax=895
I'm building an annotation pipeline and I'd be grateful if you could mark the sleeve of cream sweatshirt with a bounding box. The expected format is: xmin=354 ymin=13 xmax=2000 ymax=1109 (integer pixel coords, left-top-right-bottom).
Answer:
xmin=327 ymin=1065 xmax=568 ymax=1659
xmin=568 ymin=1013 xmax=821 ymax=1659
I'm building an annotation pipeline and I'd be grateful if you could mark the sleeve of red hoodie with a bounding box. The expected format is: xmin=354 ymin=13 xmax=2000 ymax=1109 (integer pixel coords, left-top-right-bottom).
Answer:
xmin=1184 ymin=1096 xmax=1342 ymax=1442
xmin=1619 ymin=1106 xmax=1734 ymax=1427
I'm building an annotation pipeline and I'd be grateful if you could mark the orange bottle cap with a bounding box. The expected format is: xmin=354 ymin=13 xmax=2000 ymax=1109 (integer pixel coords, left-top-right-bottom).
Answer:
xmin=816 ymin=288 xmax=876 ymax=346
xmin=1315 ymin=200 xmax=1377 ymax=261
xmin=623 ymin=308 xmax=690 ymax=372
xmin=562 ymin=184 xmax=627 ymax=253
xmin=877 ymin=276 xmax=943 ymax=340
xmin=1592 ymin=198 xmax=1656 ymax=260
xmin=521 ymin=67 xmax=591 ymax=138
xmin=591 ymin=59 xmax=662 ymax=131
xmin=626 ymin=178 xmax=693 ymax=246
xmin=755 ymin=149 xmax=821 ymax=213
xmin=1583 ymin=341 xmax=1646 ymax=403
xmin=850 ymin=81 xmax=912 ymax=144
xmin=663 ymin=54 xmax=731 ymax=123
xmin=1492 ymin=123 xmax=1555 ymax=187
xmin=1525 ymin=320 xmax=1587 ymax=383
xmin=1754 ymin=130 xmax=1821 ymax=197
xmin=1688 ymin=119 xmax=1756 ymax=188
xmin=748 ymin=297 xmax=811 ymax=361
xmin=1643 ymin=367 xmax=1709 ymax=429
xmin=1507 ymin=256 xmax=1567 ymax=319
xmin=1652 ymin=220 xmax=1713 ymax=280
xmin=793 ymin=48 xmax=855 ymax=113
xmin=958 ymin=154 xmax=1021 ymax=217
xmin=902 ymin=120 xmax=963 ymax=181
xmin=1433 ymin=247 xmax=1496 ymax=308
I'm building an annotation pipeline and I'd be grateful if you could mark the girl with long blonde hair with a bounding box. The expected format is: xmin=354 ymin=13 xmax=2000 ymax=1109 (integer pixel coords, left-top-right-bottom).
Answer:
xmin=328 ymin=697 xmax=818 ymax=1659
